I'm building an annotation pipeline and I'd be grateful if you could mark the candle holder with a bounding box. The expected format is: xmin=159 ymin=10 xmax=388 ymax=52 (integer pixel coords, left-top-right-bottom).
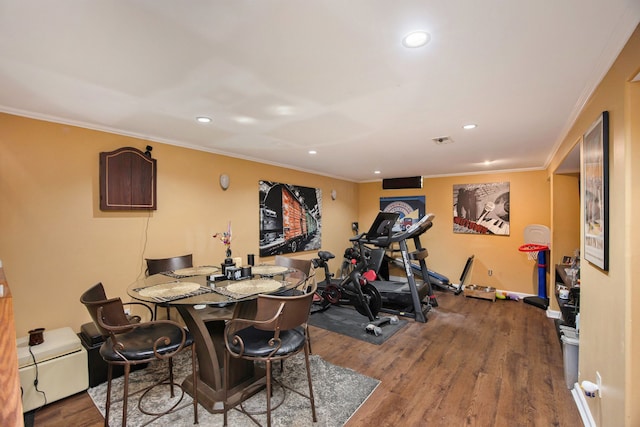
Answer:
xmin=28 ymin=327 xmax=45 ymax=346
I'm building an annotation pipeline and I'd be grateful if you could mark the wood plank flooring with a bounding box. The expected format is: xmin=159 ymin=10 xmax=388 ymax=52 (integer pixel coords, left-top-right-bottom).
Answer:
xmin=32 ymin=291 xmax=582 ymax=426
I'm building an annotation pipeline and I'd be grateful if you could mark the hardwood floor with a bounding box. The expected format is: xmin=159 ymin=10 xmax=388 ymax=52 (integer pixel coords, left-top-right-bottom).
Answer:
xmin=33 ymin=291 xmax=582 ymax=426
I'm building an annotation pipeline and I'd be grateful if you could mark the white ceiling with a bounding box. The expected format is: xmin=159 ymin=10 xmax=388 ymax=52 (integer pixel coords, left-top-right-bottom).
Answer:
xmin=1 ymin=1 xmax=639 ymax=182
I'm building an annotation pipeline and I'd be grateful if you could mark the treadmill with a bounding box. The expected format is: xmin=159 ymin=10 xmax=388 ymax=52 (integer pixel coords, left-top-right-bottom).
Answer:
xmin=380 ymin=255 xmax=455 ymax=293
xmin=359 ymin=211 xmax=438 ymax=323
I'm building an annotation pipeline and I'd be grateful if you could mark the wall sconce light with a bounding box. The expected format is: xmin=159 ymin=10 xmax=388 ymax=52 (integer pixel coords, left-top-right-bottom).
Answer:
xmin=219 ymin=173 xmax=230 ymax=190
xmin=331 ymin=189 xmax=337 ymax=200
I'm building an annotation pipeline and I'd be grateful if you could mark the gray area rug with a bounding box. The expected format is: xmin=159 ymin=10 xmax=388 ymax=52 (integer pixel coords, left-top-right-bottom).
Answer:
xmin=309 ymin=305 xmax=408 ymax=345
xmin=88 ymin=349 xmax=379 ymax=426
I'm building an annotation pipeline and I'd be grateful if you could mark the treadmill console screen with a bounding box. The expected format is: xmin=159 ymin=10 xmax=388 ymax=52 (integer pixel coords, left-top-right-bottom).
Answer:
xmin=365 ymin=211 xmax=401 ymax=240
xmin=403 ymin=213 xmax=435 ymax=237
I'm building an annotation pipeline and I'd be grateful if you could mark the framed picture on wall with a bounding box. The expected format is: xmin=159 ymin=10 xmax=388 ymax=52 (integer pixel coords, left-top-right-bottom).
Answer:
xmin=582 ymin=111 xmax=609 ymax=271
xmin=380 ymin=196 xmax=426 ymax=231
xmin=453 ymin=182 xmax=510 ymax=235
xmin=258 ymin=181 xmax=322 ymax=256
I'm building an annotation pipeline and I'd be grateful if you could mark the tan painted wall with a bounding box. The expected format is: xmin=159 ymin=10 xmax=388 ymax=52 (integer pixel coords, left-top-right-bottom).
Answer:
xmin=547 ymin=24 xmax=640 ymax=427
xmin=626 ymin=75 xmax=640 ymax=427
xmin=0 ymin=113 xmax=555 ymax=337
xmin=0 ymin=113 xmax=358 ymax=337
xmin=358 ymin=170 xmax=550 ymax=295
xmin=551 ymin=173 xmax=580 ymax=266
xmin=549 ymin=172 xmax=580 ymax=313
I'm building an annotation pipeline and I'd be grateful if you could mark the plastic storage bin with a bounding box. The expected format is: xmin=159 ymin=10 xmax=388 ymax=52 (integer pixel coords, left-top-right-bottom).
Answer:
xmin=561 ymin=332 xmax=579 ymax=389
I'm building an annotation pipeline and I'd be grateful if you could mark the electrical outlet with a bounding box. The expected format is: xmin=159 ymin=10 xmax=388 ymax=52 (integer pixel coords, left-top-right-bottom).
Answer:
xmin=596 ymin=371 xmax=602 ymax=397
xmin=488 ymin=269 xmax=493 ymax=277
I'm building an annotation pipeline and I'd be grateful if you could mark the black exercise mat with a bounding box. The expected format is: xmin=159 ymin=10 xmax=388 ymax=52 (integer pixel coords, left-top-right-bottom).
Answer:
xmin=309 ymin=304 xmax=408 ymax=345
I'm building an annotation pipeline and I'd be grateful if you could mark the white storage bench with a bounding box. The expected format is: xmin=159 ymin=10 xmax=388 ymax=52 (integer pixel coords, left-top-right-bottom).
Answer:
xmin=17 ymin=327 xmax=88 ymax=412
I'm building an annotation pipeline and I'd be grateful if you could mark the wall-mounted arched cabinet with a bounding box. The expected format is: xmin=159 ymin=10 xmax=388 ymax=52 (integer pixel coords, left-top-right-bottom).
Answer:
xmin=99 ymin=147 xmax=157 ymax=210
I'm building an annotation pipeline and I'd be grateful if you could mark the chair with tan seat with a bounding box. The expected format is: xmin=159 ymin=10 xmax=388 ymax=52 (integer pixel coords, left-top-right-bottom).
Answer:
xmin=145 ymin=254 xmax=193 ymax=319
xmin=222 ymin=280 xmax=317 ymax=427
xmin=80 ymin=282 xmax=198 ymax=427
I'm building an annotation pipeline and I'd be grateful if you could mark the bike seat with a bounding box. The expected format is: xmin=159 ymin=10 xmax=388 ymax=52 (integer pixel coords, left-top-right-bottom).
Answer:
xmin=318 ymin=250 xmax=335 ymax=261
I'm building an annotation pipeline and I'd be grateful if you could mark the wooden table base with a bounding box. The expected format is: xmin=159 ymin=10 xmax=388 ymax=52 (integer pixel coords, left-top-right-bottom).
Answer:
xmin=182 ymin=366 xmax=266 ymax=414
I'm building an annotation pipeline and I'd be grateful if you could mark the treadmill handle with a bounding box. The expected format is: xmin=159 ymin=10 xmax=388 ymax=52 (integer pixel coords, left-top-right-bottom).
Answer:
xmin=350 ymin=233 xmax=366 ymax=242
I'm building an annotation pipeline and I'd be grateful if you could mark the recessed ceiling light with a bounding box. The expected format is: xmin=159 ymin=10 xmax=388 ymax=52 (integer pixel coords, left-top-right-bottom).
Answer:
xmin=196 ymin=116 xmax=212 ymax=123
xmin=308 ymin=150 xmax=317 ymax=155
xmin=463 ymin=124 xmax=477 ymax=130
xmin=273 ymin=105 xmax=296 ymax=116
xmin=374 ymin=170 xmax=381 ymax=174
xmin=235 ymin=116 xmax=256 ymax=124
xmin=402 ymin=31 xmax=431 ymax=48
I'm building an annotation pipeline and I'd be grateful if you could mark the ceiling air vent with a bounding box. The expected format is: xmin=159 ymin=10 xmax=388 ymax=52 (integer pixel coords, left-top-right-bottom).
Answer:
xmin=432 ymin=136 xmax=453 ymax=145
xmin=432 ymin=136 xmax=454 ymax=145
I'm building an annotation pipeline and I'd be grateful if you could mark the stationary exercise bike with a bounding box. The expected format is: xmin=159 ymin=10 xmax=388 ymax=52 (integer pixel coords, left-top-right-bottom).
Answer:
xmin=311 ymin=239 xmax=383 ymax=321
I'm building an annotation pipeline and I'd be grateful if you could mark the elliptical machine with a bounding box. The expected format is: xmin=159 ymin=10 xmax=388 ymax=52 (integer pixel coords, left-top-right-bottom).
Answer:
xmin=312 ymin=238 xmax=383 ymax=321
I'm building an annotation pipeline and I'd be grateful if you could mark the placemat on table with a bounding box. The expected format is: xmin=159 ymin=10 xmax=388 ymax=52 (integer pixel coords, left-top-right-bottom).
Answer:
xmin=214 ymin=279 xmax=284 ymax=299
xmin=251 ymin=265 xmax=289 ymax=276
xmin=167 ymin=266 xmax=219 ymax=278
xmin=136 ymin=281 xmax=211 ymax=302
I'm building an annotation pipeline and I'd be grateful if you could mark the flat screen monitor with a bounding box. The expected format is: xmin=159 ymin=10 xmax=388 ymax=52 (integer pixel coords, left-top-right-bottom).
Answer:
xmin=365 ymin=211 xmax=401 ymax=240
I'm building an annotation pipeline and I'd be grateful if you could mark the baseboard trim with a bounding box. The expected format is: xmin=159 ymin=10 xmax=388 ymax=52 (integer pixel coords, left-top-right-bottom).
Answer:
xmin=421 ymin=286 xmax=562 ymax=320
xmin=546 ymin=308 xmax=561 ymax=319
xmin=571 ymin=382 xmax=596 ymax=427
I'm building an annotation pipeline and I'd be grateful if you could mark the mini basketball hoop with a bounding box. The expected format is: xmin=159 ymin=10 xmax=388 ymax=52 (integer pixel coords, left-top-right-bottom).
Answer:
xmin=521 ymin=224 xmax=551 ymax=261
xmin=519 ymin=243 xmax=549 ymax=261
xmin=520 ymin=224 xmax=551 ymax=309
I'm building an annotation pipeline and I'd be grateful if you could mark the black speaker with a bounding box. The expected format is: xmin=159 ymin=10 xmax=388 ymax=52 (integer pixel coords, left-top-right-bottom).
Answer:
xmin=382 ymin=176 xmax=423 ymax=189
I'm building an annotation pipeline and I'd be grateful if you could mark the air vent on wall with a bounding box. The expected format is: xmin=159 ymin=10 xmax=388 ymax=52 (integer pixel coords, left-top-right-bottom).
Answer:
xmin=433 ymin=136 xmax=454 ymax=145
